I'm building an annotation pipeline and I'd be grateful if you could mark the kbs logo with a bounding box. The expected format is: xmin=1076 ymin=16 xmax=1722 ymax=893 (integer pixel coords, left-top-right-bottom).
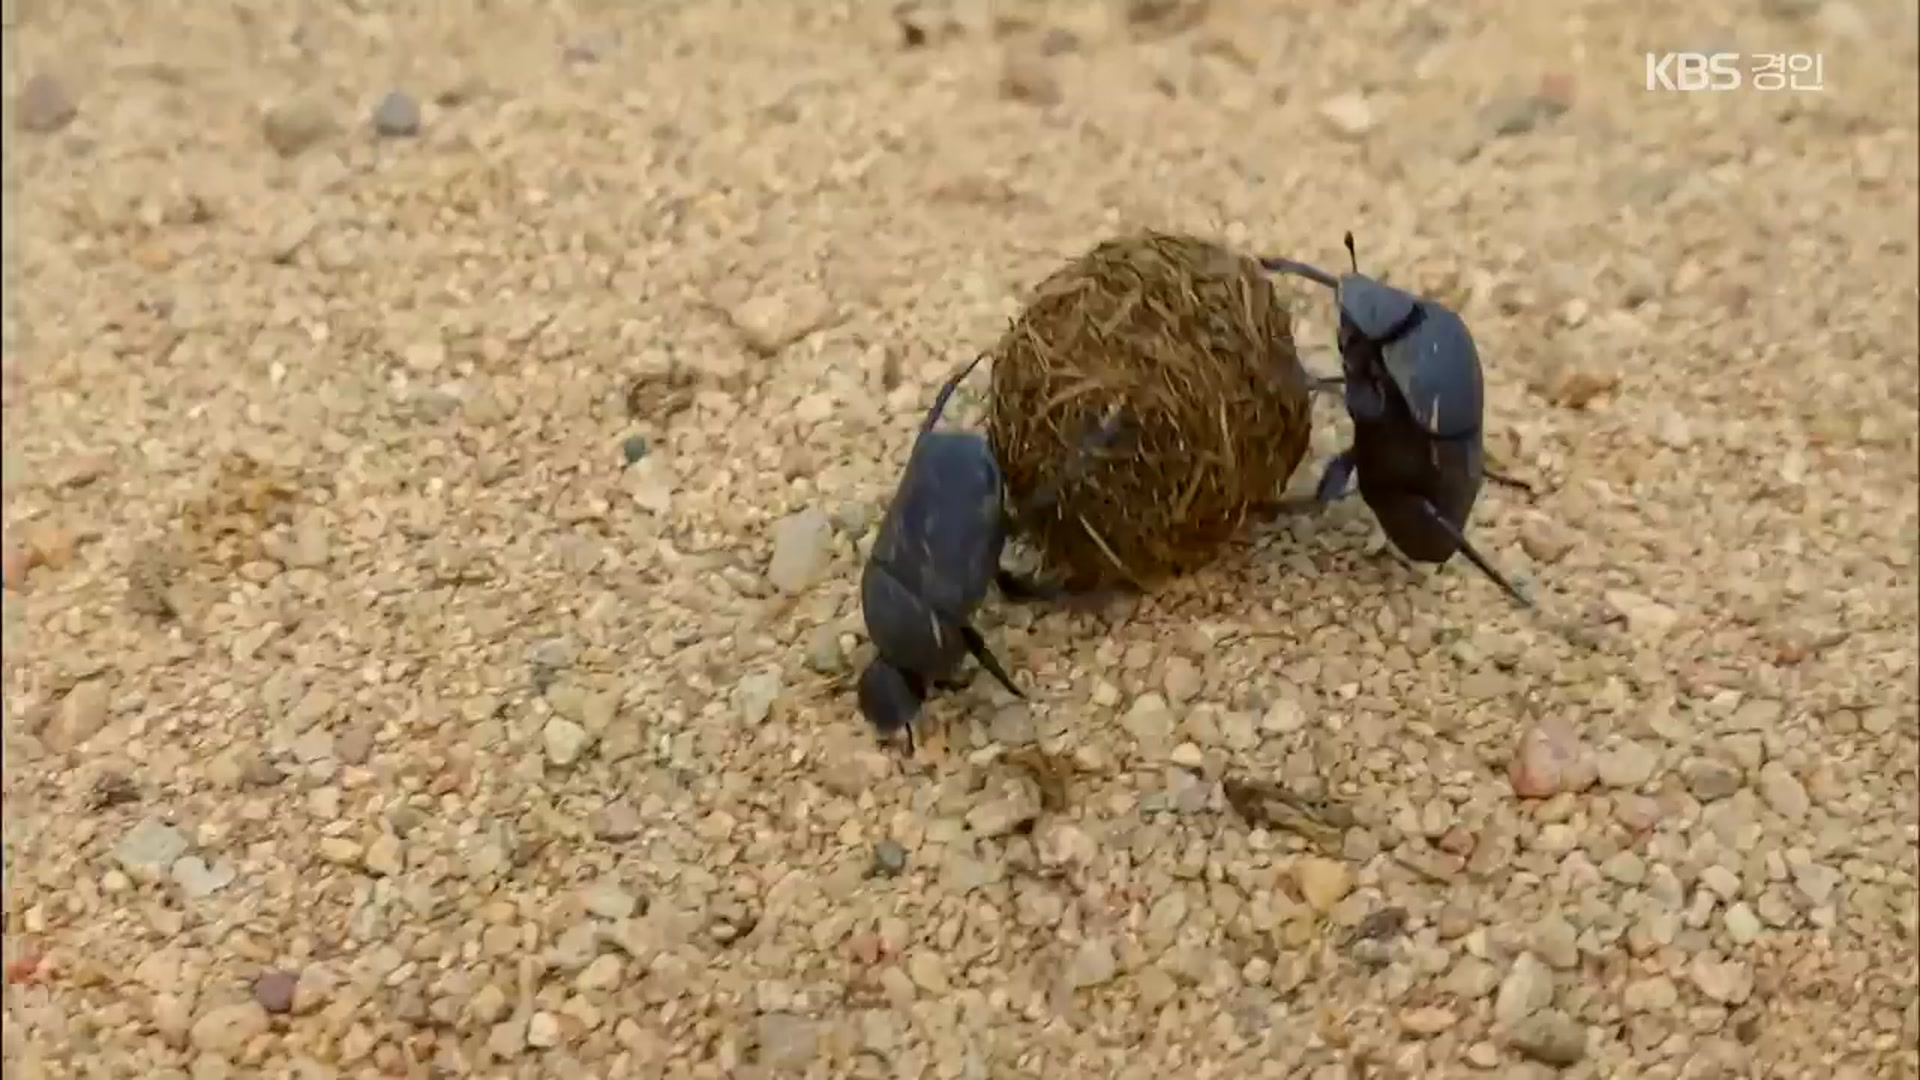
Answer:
xmin=1645 ymin=52 xmax=1742 ymax=91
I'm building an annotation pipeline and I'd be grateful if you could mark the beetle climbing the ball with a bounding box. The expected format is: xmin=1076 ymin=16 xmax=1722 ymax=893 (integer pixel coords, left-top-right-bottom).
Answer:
xmin=858 ymin=353 xmax=1126 ymax=754
xmin=1262 ymin=232 xmax=1536 ymax=608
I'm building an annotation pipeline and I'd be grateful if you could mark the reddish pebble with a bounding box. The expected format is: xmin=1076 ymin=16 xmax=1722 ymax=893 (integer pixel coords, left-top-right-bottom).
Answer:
xmin=1438 ymin=826 xmax=1477 ymax=856
xmin=5 ymin=954 xmax=42 ymax=984
xmin=2 ymin=547 xmax=29 ymax=591
xmin=1539 ymin=72 xmax=1575 ymax=108
xmin=1614 ymin=792 xmax=1662 ymax=833
xmin=24 ymin=523 xmax=75 ymax=570
xmin=254 ymin=969 xmax=299 ymax=1014
xmin=1510 ymin=715 xmax=1596 ymax=799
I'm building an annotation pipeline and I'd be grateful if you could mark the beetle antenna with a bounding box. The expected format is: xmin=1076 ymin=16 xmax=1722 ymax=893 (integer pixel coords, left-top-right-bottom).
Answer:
xmin=1343 ymin=232 xmax=1359 ymax=273
xmin=1259 ymin=256 xmax=1339 ymax=290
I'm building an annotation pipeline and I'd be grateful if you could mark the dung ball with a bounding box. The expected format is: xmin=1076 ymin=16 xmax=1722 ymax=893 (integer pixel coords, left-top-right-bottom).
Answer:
xmin=985 ymin=231 xmax=1313 ymax=590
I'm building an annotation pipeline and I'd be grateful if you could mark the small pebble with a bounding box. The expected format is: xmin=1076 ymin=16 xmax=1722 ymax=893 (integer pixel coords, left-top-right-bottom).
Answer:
xmin=117 ymin=819 xmax=189 ymax=882
xmin=190 ymin=1002 xmax=270 ymax=1058
xmin=1400 ymin=1006 xmax=1458 ymax=1036
xmin=999 ymin=49 xmax=1062 ymax=105
xmin=1624 ymin=976 xmax=1678 ymax=1012
xmin=364 ymin=834 xmax=404 ymax=877
xmin=1793 ymin=861 xmax=1842 ymax=905
xmin=318 ymin=837 xmax=364 ymax=866
xmin=1495 ymin=952 xmax=1555 ymax=1024
xmin=526 ymin=1010 xmax=563 ymax=1049
xmin=1683 ymin=758 xmax=1745 ymax=801
xmin=1723 ymin=902 xmax=1763 ymax=944
xmin=14 ymin=73 xmax=76 ymax=133
xmin=804 ymin=627 xmax=846 ymax=674
xmin=1318 ymin=93 xmax=1377 ymax=139
xmin=907 ymin=951 xmax=950 ymax=994
xmin=767 ymin=508 xmax=834 ymax=594
xmin=1511 ymin=716 xmax=1595 ymax=798
xmin=1757 ymin=761 xmax=1810 ymax=821
xmin=594 ymin=800 xmax=642 ymax=841
xmin=871 ymin=840 xmax=909 ymax=877
xmin=170 ymin=856 xmax=235 ymax=899
xmin=47 ymin=679 xmax=111 ymax=753
xmin=262 ymin=96 xmax=337 ymax=157
xmin=254 ymin=971 xmax=299 ymax=1015
xmin=1596 ymin=740 xmax=1659 ymax=788
xmin=1689 ymin=954 xmax=1755 ymax=1004
xmin=1509 ymin=1010 xmax=1588 ymax=1065
xmin=1531 ymin=915 xmax=1579 ymax=970
xmin=1162 ymin=657 xmax=1202 ymax=702
xmin=1700 ymin=865 xmax=1742 ymax=900
xmin=1066 ymin=937 xmax=1117 ymax=988
xmin=731 ymin=670 xmax=783 ymax=724
xmin=563 ymin=29 xmax=620 ymax=64
xmin=1479 ymin=93 xmax=1566 ymax=137
xmin=1294 ymin=857 xmax=1352 ymax=913
xmin=1602 ymin=850 xmax=1647 ymax=885
xmin=756 ymin=1012 xmax=819 ymax=1070
xmin=576 ymin=954 xmax=625 ymax=992
xmin=371 ymin=90 xmax=421 ymax=137
xmin=543 ymin=717 xmax=592 ymax=767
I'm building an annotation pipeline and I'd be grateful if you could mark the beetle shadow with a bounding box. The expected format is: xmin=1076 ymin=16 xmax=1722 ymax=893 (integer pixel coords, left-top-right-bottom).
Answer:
xmin=1253 ymin=494 xmax=1431 ymax=595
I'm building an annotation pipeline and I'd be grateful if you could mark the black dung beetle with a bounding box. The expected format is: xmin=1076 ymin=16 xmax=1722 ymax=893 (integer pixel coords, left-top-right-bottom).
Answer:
xmin=858 ymin=354 xmax=1124 ymax=753
xmin=1262 ymin=233 xmax=1535 ymax=608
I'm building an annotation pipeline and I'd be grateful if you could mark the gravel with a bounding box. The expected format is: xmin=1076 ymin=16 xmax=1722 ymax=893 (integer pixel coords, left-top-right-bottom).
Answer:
xmin=3 ymin=1 xmax=1916 ymax=1077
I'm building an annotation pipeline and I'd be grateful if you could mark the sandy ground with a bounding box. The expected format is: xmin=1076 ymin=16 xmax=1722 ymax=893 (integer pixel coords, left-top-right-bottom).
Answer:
xmin=3 ymin=0 xmax=1918 ymax=1077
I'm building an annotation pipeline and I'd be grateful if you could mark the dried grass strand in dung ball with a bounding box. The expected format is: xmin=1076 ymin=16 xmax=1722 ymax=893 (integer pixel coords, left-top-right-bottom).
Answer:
xmin=986 ymin=231 xmax=1313 ymax=589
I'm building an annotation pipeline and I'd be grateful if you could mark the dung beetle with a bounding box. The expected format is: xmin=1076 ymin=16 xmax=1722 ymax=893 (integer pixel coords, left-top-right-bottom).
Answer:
xmin=1262 ymin=233 xmax=1535 ymax=608
xmin=858 ymin=354 xmax=1124 ymax=753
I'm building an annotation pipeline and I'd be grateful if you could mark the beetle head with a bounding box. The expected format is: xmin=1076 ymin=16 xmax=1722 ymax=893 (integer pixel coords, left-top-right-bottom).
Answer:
xmin=1333 ymin=232 xmax=1420 ymax=348
xmin=1261 ymin=232 xmax=1419 ymax=349
xmin=857 ymin=660 xmax=927 ymax=752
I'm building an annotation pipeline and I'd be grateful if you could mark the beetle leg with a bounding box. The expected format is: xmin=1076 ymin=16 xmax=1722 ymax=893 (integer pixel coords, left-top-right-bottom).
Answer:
xmin=1313 ymin=450 xmax=1358 ymax=503
xmin=1310 ymin=375 xmax=1345 ymax=396
xmin=1415 ymin=500 xmax=1536 ymax=609
xmin=1484 ymin=468 xmax=1534 ymax=495
xmin=874 ymin=723 xmax=915 ymax=756
xmin=997 ymin=568 xmax=1133 ymax=612
xmin=995 ymin=568 xmax=1065 ymax=602
xmin=1343 ymin=376 xmax=1390 ymax=423
xmin=957 ymin=623 xmax=1025 ymax=699
xmin=1259 ymin=255 xmax=1341 ymax=290
xmin=933 ymin=669 xmax=976 ymax=692
xmin=1265 ymin=497 xmax=1314 ymax=516
xmin=1263 ymin=450 xmax=1358 ymax=519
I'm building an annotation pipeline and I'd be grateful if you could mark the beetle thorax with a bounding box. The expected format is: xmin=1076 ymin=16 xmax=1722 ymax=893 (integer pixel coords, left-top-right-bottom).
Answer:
xmin=1336 ymin=274 xmax=1421 ymax=345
